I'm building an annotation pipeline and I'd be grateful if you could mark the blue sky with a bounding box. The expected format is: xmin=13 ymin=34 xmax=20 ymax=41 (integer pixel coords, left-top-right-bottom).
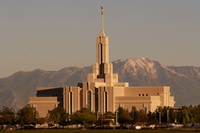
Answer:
xmin=0 ymin=0 xmax=200 ymax=78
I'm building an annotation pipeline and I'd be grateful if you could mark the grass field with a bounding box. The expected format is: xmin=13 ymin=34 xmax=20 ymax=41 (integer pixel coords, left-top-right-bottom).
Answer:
xmin=1 ymin=129 xmax=200 ymax=133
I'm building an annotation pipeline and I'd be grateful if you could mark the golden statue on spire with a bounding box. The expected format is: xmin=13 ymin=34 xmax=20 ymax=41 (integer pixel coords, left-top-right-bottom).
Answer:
xmin=100 ymin=6 xmax=105 ymax=36
xmin=101 ymin=6 xmax=103 ymax=15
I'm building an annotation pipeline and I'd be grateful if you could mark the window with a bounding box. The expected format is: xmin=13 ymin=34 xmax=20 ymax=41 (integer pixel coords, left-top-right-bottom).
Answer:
xmin=69 ymin=92 xmax=73 ymax=115
xmin=104 ymin=91 xmax=108 ymax=112
xmin=95 ymin=88 xmax=98 ymax=112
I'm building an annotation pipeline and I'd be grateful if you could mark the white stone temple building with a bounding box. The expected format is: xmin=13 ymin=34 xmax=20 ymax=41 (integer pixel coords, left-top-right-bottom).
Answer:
xmin=29 ymin=7 xmax=175 ymax=118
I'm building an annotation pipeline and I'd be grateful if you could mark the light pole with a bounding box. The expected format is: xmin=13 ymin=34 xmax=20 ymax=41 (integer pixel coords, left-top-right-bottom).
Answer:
xmin=132 ymin=110 xmax=134 ymax=126
xmin=167 ymin=110 xmax=169 ymax=123
xmin=96 ymin=111 xmax=99 ymax=120
xmin=159 ymin=112 xmax=161 ymax=126
xmin=115 ymin=110 xmax=118 ymax=125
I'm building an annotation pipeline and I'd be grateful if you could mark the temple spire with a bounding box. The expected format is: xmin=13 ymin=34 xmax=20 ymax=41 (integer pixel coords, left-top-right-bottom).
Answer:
xmin=100 ymin=6 xmax=105 ymax=36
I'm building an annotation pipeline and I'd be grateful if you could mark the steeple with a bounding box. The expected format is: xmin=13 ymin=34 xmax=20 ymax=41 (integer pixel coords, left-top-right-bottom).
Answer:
xmin=95 ymin=6 xmax=109 ymax=78
xmin=100 ymin=6 xmax=105 ymax=36
xmin=87 ymin=6 xmax=119 ymax=84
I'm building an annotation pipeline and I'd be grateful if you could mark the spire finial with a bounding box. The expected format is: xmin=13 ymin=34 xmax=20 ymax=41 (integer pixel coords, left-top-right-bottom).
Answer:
xmin=100 ymin=6 xmax=105 ymax=36
xmin=101 ymin=6 xmax=103 ymax=14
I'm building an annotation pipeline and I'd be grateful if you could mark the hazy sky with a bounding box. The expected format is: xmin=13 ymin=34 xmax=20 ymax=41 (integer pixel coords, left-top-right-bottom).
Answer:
xmin=1 ymin=0 xmax=200 ymax=78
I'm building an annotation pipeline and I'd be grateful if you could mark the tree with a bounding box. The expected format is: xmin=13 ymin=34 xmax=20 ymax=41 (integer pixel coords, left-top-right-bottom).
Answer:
xmin=17 ymin=105 xmax=38 ymax=125
xmin=100 ymin=111 xmax=115 ymax=126
xmin=168 ymin=107 xmax=176 ymax=123
xmin=193 ymin=105 xmax=200 ymax=123
xmin=137 ymin=109 xmax=147 ymax=124
xmin=103 ymin=111 xmax=115 ymax=119
xmin=180 ymin=106 xmax=190 ymax=125
xmin=130 ymin=106 xmax=138 ymax=124
xmin=36 ymin=117 xmax=46 ymax=125
xmin=0 ymin=106 xmax=15 ymax=125
xmin=71 ymin=107 xmax=96 ymax=128
xmin=117 ymin=107 xmax=132 ymax=126
xmin=48 ymin=106 xmax=68 ymax=126
xmin=147 ymin=111 xmax=157 ymax=124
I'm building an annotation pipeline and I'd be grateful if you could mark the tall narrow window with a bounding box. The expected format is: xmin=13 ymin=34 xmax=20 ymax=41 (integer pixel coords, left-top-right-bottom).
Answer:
xmin=69 ymin=92 xmax=73 ymax=115
xmin=100 ymin=43 xmax=103 ymax=64
xmin=97 ymin=42 xmax=105 ymax=78
xmin=99 ymin=43 xmax=104 ymax=76
xmin=95 ymin=88 xmax=98 ymax=112
xmin=87 ymin=91 xmax=92 ymax=110
xmin=104 ymin=91 xmax=108 ymax=113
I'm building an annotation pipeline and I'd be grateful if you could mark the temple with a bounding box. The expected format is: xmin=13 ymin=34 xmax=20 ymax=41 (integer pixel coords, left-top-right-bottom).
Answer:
xmin=29 ymin=7 xmax=175 ymax=117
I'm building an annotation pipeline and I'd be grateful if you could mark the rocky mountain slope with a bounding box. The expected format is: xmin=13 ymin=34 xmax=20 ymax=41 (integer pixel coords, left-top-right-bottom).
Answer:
xmin=0 ymin=58 xmax=200 ymax=109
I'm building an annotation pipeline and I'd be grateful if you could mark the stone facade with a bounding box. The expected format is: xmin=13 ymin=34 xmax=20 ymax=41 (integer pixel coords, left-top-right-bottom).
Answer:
xmin=29 ymin=7 xmax=175 ymax=118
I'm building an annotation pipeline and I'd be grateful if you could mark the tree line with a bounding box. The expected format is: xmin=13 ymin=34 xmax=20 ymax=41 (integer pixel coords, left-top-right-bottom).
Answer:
xmin=1 ymin=105 xmax=200 ymax=128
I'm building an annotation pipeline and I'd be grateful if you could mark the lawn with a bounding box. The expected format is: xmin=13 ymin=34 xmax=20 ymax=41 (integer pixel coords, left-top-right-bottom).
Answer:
xmin=1 ymin=129 xmax=200 ymax=133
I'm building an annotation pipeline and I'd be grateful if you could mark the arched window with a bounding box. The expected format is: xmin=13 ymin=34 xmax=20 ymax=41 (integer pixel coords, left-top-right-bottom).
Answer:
xmin=87 ymin=91 xmax=92 ymax=110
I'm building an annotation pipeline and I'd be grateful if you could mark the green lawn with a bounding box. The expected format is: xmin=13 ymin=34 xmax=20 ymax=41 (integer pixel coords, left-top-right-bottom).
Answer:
xmin=1 ymin=129 xmax=200 ymax=133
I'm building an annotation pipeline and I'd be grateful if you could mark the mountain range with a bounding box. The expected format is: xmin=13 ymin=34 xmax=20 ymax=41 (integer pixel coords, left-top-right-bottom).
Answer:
xmin=0 ymin=57 xmax=200 ymax=110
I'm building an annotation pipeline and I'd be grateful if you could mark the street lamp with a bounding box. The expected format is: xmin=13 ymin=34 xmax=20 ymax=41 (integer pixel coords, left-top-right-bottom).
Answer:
xmin=115 ymin=110 xmax=118 ymax=125
xmin=167 ymin=110 xmax=169 ymax=123
xmin=96 ymin=111 xmax=99 ymax=120
xmin=159 ymin=112 xmax=161 ymax=126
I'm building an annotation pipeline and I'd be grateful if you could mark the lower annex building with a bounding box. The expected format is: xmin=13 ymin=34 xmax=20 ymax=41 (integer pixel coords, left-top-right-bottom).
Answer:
xmin=29 ymin=7 xmax=175 ymax=118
